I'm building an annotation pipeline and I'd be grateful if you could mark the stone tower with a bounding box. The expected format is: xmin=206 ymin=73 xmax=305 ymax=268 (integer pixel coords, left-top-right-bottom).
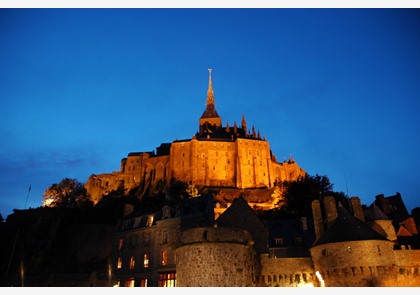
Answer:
xmin=175 ymin=227 xmax=255 ymax=287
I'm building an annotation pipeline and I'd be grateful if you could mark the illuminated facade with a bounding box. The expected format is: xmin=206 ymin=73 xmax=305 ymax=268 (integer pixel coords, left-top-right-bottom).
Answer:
xmin=84 ymin=69 xmax=306 ymax=204
xmin=111 ymin=194 xmax=420 ymax=287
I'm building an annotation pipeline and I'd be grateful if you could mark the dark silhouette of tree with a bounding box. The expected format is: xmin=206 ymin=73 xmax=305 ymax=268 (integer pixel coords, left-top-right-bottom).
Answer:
xmin=278 ymin=174 xmax=349 ymax=217
xmin=42 ymin=178 xmax=90 ymax=208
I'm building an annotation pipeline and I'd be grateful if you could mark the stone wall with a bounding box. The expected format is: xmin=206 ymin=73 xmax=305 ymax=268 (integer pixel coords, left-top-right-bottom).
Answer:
xmin=310 ymin=239 xmax=408 ymax=286
xmin=258 ymin=254 xmax=315 ymax=287
xmin=176 ymin=227 xmax=255 ymax=287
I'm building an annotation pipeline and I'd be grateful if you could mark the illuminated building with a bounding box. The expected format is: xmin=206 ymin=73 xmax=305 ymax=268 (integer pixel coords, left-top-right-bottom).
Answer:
xmin=84 ymin=69 xmax=306 ymax=205
xmin=111 ymin=194 xmax=420 ymax=287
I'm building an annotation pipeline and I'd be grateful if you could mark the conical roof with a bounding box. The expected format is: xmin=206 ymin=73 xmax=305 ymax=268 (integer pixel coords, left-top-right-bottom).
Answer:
xmin=312 ymin=203 xmax=388 ymax=247
xmin=363 ymin=203 xmax=390 ymax=221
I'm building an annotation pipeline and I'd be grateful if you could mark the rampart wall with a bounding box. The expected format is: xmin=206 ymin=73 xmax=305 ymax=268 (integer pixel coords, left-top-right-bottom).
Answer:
xmin=258 ymin=254 xmax=315 ymax=287
xmin=175 ymin=227 xmax=254 ymax=287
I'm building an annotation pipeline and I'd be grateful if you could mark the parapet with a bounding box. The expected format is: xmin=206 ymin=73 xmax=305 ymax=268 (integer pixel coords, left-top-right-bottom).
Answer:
xmin=180 ymin=227 xmax=253 ymax=246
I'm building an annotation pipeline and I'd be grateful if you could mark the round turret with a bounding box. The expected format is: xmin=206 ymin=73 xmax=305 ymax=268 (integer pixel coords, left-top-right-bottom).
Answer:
xmin=175 ymin=227 xmax=255 ymax=287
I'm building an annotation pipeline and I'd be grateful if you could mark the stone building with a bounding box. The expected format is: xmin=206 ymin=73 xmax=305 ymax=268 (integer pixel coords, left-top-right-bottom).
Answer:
xmin=111 ymin=194 xmax=214 ymax=287
xmin=84 ymin=69 xmax=306 ymax=203
xmin=110 ymin=193 xmax=420 ymax=287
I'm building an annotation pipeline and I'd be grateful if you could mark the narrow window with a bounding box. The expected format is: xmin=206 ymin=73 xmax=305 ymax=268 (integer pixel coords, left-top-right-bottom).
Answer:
xmin=147 ymin=216 xmax=154 ymax=227
xmin=117 ymin=257 xmax=122 ymax=269
xmin=161 ymin=250 xmax=168 ymax=266
xmin=144 ymin=232 xmax=150 ymax=244
xmin=162 ymin=231 xmax=168 ymax=244
xmin=118 ymin=238 xmax=124 ymax=251
xmin=129 ymin=256 xmax=136 ymax=269
xmin=125 ymin=277 xmax=135 ymax=287
xmin=130 ymin=235 xmax=137 ymax=248
xmin=143 ymin=253 xmax=149 ymax=268
xmin=140 ymin=279 xmax=148 ymax=287
xmin=158 ymin=272 xmax=176 ymax=287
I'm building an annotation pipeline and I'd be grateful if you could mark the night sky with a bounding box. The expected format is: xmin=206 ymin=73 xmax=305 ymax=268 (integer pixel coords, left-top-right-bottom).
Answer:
xmin=1 ymin=7 xmax=419 ymax=219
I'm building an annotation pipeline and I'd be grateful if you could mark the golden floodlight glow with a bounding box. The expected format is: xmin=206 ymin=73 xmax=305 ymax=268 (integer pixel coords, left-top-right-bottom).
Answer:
xmin=297 ymin=280 xmax=314 ymax=287
xmin=315 ymin=271 xmax=325 ymax=287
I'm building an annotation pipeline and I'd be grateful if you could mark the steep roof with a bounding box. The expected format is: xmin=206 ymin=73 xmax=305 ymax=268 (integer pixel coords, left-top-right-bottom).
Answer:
xmin=200 ymin=103 xmax=220 ymax=119
xmin=363 ymin=203 xmax=390 ymax=221
xmin=312 ymin=203 xmax=389 ymax=247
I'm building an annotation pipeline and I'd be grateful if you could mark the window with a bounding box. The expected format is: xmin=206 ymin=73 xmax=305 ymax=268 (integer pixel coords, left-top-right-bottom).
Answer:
xmin=161 ymin=250 xmax=168 ymax=266
xmin=140 ymin=279 xmax=148 ymax=287
xmin=125 ymin=277 xmax=135 ymax=287
xmin=129 ymin=256 xmax=136 ymax=269
xmin=129 ymin=235 xmax=137 ymax=248
xmin=143 ymin=254 xmax=149 ymax=268
xmin=147 ymin=216 xmax=154 ymax=227
xmin=134 ymin=217 xmax=141 ymax=228
xmin=294 ymin=237 xmax=302 ymax=246
xmin=163 ymin=207 xmax=170 ymax=219
xmin=275 ymin=238 xmax=284 ymax=246
xmin=117 ymin=257 xmax=122 ymax=269
xmin=162 ymin=231 xmax=168 ymax=244
xmin=144 ymin=232 xmax=150 ymax=244
xmin=118 ymin=238 xmax=124 ymax=251
xmin=158 ymin=272 xmax=176 ymax=287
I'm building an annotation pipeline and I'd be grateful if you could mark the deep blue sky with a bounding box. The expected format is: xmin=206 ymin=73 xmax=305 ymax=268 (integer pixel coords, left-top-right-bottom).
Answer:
xmin=1 ymin=8 xmax=419 ymax=218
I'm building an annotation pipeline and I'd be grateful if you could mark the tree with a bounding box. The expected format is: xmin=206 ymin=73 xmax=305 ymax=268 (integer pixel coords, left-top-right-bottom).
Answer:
xmin=279 ymin=174 xmax=348 ymax=216
xmin=42 ymin=178 xmax=90 ymax=208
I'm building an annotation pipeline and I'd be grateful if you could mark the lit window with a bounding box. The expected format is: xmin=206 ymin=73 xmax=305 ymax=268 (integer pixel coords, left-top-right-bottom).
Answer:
xmin=125 ymin=277 xmax=135 ymax=287
xmin=140 ymin=279 xmax=148 ymax=287
xmin=275 ymin=238 xmax=284 ymax=246
xmin=118 ymin=238 xmax=124 ymax=251
xmin=158 ymin=272 xmax=176 ymax=287
xmin=147 ymin=216 xmax=154 ymax=227
xmin=117 ymin=257 xmax=122 ymax=269
xmin=161 ymin=250 xmax=168 ymax=266
xmin=129 ymin=256 xmax=136 ymax=269
xmin=144 ymin=253 xmax=149 ymax=268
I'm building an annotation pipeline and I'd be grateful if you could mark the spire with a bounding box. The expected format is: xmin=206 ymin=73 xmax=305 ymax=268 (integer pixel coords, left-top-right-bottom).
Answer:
xmin=206 ymin=68 xmax=214 ymax=105
xmin=199 ymin=68 xmax=222 ymax=133
xmin=241 ymin=114 xmax=247 ymax=132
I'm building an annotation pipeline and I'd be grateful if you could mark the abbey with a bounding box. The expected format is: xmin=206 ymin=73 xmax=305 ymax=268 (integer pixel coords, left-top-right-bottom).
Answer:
xmin=84 ymin=69 xmax=306 ymax=203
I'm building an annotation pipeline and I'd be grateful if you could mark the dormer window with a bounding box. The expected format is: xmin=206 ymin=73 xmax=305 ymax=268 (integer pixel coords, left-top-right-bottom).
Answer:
xmin=162 ymin=206 xmax=170 ymax=219
xmin=147 ymin=216 xmax=154 ymax=227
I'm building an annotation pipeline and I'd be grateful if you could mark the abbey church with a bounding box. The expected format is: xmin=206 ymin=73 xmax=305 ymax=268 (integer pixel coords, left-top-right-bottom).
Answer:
xmin=84 ymin=69 xmax=306 ymax=203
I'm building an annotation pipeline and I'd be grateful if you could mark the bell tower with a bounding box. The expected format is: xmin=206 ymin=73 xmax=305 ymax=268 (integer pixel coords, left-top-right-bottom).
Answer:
xmin=199 ymin=69 xmax=222 ymax=133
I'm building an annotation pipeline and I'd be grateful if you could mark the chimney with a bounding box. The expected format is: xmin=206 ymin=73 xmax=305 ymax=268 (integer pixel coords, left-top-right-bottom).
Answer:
xmin=312 ymin=200 xmax=324 ymax=241
xmin=324 ymin=196 xmax=337 ymax=226
xmin=350 ymin=196 xmax=365 ymax=222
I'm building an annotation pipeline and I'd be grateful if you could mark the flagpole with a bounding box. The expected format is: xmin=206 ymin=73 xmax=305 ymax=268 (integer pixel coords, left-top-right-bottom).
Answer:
xmin=24 ymin=185 xmax=31 ymax=209
xmin=4 ymin=185 xmax=31 ymax=285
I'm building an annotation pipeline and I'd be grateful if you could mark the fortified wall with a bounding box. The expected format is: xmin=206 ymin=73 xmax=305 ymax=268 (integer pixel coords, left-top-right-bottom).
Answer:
xmin=175 ymin=227 xmax=255 ymax=287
